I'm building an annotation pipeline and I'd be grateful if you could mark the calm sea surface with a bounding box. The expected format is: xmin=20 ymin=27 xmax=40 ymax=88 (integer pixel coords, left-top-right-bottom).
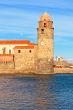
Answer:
xmin=0 ymin=74 xmax=73 ymax=110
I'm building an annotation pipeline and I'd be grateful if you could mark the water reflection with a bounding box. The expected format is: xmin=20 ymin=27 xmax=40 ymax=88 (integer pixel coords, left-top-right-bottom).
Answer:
xmin=0 ymin=75 xmax=56 ymax=110
xmin=32 ymin=76 xmax=55 ymax=110
xmin=0 ymin=74 xmax=73 ymax=110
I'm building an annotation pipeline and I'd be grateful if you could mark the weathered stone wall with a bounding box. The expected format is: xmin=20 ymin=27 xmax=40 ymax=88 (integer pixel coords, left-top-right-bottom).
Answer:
xmin=0 ymin=62 xmax=14 ymax=73
xmin=37 ymin=29 xmax=54 ymax=59
xmin=37 ymin=14 xmax=54 ymax=74
xmin=14 ymin=46 xmax=37 ymax=73
xmin=37 ymin=58 xmax=54 ymax=74
xmin=54 ymin=68 xmax=73 ymax=73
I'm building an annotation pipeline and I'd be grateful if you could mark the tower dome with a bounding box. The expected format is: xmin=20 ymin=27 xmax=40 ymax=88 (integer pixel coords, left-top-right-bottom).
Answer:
xmin=40 ymin=12 xmax=51 ymax=21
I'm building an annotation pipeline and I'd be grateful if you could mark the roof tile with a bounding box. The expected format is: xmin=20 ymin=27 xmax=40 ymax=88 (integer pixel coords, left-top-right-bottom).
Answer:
xmin=14 ymin=45 xmax=34 ymax=49
xmin=0 ymin=40 xmax=32 ymax=44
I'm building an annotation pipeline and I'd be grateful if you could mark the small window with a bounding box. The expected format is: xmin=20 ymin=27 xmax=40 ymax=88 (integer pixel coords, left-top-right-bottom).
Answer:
xmin=29 ymin=50 xmax=31 ymax=53
xmin=18 ymin=50 xmax=21 ymax=53
xmin=44 ymin=23 xmax=46 ymax=27
xmin=41 ymin=29 xmax=44 ymax=34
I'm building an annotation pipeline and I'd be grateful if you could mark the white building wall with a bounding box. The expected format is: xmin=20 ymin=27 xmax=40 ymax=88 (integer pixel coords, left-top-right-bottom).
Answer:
xmin=0 ymin=44 xmax=28 ymax=54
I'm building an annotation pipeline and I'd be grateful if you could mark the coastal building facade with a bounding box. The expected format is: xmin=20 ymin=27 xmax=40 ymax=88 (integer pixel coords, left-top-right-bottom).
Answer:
xmin=0 ymin=12 xmax=54 ymax=74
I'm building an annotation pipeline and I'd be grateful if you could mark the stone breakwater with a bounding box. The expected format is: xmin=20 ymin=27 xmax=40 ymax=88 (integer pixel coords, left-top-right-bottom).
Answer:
xmin=0 ymin=68 xmax=72 ymax=75
xmin=54 ymin=68 xmax=73 ymax=73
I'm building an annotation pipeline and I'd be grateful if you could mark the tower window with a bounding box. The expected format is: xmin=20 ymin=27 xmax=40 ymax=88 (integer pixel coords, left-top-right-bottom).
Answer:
xmin=29 ymin=50 xmax=31 ymax=53
xmin=44 ymin=19 xmax=46 ymax=21
xmin=44 ymin=23 xmax=46 ymax=27
xmin=41 ymin=29 xmax=44 ymax=34
xmin=18 ymin=50 xmax=21 ymax=53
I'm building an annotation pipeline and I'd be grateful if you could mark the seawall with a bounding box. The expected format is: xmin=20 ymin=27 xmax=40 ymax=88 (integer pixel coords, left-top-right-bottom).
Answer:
xmin=54 ymin=68 xmax=73 ymax=73
xmin=0 ymin=68 xmax=72 ymax=75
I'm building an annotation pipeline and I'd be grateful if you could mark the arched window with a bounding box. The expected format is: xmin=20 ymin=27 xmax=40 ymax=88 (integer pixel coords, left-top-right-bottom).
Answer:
xmin=9 ymin=49 xmax=11 ymax=54
xmin=41 ymin=29 xmax=44 ymax=34
xmin=29 ymin=50 xmax=31 ymax=53
xmin=44 ymin=23 xmax=47 ymax=27
xmin=3 ymin=48 xmax=6 ymax=54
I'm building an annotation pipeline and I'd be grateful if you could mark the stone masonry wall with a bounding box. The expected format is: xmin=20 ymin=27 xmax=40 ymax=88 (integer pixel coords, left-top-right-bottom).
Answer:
xmin=0 ymin=62 xmax=14 ymax=73
xmin=14 ymin=46 xmax=37 ymax=73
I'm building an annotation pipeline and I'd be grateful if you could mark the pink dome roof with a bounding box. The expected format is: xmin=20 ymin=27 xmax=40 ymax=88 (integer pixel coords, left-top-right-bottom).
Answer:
xmin=40 ymin=12 xmax=51 ymax=21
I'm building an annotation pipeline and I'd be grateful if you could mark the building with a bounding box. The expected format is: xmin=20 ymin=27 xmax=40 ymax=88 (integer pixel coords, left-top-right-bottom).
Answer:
xmin=0 ymin=12 xmax=54 ymax=74
xmin=54 ymin=57 xmax=73 ymax=68
xmin=54 ymin=57 xmax=64 ymax=67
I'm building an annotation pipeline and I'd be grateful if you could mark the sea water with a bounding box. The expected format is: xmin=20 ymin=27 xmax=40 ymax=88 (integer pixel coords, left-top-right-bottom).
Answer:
xmin=0 ymin=74 xmax=73 ymax=110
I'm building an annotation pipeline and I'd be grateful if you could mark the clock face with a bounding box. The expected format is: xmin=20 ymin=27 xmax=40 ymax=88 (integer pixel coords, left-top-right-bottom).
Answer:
xmin=41 ymin=41 xmax=44 ymax=45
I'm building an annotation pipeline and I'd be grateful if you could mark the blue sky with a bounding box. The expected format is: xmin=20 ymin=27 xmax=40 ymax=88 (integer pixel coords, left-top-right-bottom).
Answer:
xmin=0 ymin=0 xmax=73 ymax=61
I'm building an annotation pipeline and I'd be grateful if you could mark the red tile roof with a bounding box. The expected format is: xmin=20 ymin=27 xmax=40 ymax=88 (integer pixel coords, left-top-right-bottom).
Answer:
xmin=0 ymin=40 xmax=33 ymax=45
xmin=14 ymin=45 xmax=34 ymax=49
xmin=0 ymin=54 xmax=14 ymax=56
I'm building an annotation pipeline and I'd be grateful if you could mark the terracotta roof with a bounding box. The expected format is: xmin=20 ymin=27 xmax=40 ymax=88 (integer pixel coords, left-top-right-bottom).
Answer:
xmin=14 ymin=45 xmax=34 ymax=49
xmin=0 ymin=54 xmax=14 ymax=56
xmin=0 ymin=40 xmax=32 ymax=45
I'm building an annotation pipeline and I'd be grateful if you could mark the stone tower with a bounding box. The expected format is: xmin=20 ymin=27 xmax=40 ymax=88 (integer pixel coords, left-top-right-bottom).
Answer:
xmin=37 ymin=12 xmax=54 ymax=74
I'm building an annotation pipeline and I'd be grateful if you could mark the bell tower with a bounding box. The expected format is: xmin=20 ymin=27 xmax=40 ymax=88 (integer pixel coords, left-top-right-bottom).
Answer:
xmin=37 ymin=12 xmax=54 ymax=74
